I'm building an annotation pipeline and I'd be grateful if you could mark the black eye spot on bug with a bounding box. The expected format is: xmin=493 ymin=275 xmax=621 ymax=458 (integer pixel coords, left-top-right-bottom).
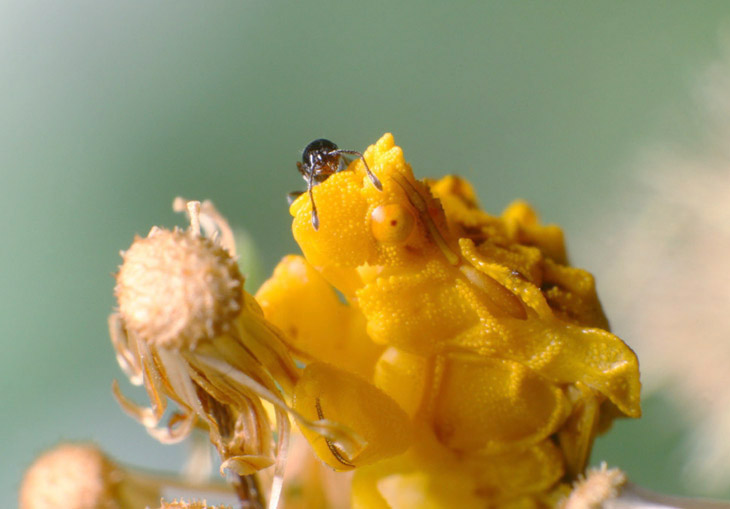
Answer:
xmin=291 ymin=138 xmax=383 ymax=230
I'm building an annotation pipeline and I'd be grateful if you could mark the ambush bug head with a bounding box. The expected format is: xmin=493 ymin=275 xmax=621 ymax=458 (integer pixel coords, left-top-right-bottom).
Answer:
xmin=289 ymin=133 xmax=454 ymax=293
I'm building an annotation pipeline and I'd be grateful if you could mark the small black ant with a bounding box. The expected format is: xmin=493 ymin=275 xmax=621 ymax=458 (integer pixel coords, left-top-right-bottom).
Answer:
xmin=288 ymin=138 xmax=383 ymax=230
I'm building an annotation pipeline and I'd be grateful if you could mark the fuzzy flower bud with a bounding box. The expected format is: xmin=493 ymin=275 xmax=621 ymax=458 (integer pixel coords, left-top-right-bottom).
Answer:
xmin=19 ymin=443 xmax=160 ymax=509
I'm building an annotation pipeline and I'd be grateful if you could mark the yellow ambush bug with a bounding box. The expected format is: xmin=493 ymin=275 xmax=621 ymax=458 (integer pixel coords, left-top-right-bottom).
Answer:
xmin=255 ymin=133 xmax=641 ymax=508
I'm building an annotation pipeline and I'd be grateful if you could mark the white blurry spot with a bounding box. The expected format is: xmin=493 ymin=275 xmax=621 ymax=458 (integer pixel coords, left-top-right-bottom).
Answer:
xmin=595 ymin=39 xmax=730 ymax=492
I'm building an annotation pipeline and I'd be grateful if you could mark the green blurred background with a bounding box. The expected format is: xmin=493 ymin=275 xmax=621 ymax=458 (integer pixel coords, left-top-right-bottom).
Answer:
xmin=3 ymin=1 xmax=730 ymax=506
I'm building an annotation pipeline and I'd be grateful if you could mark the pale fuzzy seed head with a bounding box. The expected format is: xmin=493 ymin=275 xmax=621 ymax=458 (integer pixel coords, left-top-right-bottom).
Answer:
xmin=158 ymin=500 xmax=232 ymax=509
xmin=115 ymin=227 xmax=244 ymax=350
xmin=20 ymin=443 xmax=121 ymax=509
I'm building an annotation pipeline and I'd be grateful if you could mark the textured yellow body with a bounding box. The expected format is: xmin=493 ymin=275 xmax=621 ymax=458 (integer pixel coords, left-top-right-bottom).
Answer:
xmin=255 ymin=133 xmax=640 ymax=507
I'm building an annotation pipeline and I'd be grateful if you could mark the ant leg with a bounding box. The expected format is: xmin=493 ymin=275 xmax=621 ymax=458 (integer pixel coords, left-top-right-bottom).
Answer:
xmin=307 ymin=172 xmax=319 ymax=230
xmin=296 ymin=161 xmax=308 ymax=178
xmin=287 ymin=191 xmax=303 ymax=205
xmin=335 ymin=149 xmax=383 ymax=191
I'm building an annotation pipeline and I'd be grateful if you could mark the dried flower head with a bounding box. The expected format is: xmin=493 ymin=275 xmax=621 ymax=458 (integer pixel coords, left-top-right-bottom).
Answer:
xmin=110 ymin=199 xmax=362 ymax=508
xmin=19 ymin=443 xmax=160 ymax=509
xmin=115 ymin=225 xmax=242 ymax=351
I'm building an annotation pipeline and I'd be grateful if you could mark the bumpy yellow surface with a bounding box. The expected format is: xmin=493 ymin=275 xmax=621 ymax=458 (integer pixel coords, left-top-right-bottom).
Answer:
xmin=255 ymin=133 xmax=640 ymax=507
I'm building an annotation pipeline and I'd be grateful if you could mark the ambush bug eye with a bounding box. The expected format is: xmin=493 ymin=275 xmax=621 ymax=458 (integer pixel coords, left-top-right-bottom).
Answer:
xmin=371 ymin=204 xmax=416 ymax=243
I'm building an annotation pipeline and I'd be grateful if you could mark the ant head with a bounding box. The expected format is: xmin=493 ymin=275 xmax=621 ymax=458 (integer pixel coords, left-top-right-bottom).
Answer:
xmin=302 ymin=139 xmax=340 ymax=169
